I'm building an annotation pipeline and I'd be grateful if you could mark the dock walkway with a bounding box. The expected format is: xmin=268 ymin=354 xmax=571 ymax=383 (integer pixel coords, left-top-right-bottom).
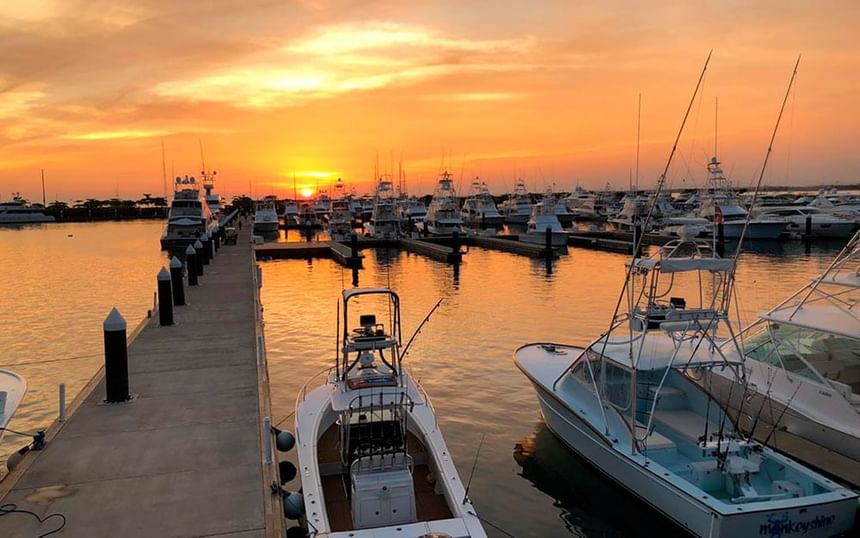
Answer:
xmin=0 ymin=221 xmax=281 ymax=538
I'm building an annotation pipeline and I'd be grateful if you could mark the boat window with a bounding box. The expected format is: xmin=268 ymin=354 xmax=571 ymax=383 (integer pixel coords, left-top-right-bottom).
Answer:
xmin=571 ymin=349 xmax=602 ymax=386
xmin=746 ymin=323 xmax=860 ymax=395
xmin=603 ymin=362 xmax=632 ymax=409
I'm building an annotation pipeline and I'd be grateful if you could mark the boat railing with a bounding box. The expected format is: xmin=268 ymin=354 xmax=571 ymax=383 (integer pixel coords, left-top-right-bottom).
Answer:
xmin=299 ymin=366 xmax=334 ymax=403
xmin=410 ymin=373 xmax=439 ymax=430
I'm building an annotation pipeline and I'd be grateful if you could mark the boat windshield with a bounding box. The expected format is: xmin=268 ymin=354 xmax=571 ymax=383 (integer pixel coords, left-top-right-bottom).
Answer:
xmin=745 ymin=321 xmax=860 ymax=395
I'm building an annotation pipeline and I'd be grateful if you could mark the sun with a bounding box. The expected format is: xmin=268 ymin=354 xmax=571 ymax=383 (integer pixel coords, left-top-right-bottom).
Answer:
xmin=301 ymin=188 xmax=314 ymax=198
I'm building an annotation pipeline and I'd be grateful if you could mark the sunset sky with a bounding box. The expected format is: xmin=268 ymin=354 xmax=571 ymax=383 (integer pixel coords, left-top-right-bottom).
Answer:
xmin=1 ymin=1 xmax=858 ymax=201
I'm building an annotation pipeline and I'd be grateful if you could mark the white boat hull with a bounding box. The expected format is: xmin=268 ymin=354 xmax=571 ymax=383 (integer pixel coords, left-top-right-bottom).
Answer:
xmin=0 ymin=369 xmax=26 ymax=444
xmin=720 ymin=220 xmax=786 ymax=240
xmin=529 ymin=380 xmax=857 ymax=538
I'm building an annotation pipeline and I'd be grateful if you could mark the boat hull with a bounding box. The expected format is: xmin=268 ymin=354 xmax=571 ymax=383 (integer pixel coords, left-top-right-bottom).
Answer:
xmin=528 ymin=380 xmax=857 ymax=538
xmin=721 ymin=220 xmax=786 ymax=240
xmin=252 ymin=221 xmax=279 ymax=233
xmin=0 ymin=215 xmax=54 ymax=224
xmin=504 ymin=213 xmax=529 ymax=224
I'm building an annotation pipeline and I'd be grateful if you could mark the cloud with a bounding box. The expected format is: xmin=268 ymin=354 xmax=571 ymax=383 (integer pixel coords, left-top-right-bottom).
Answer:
xmin=62 ymin=129 xmax=172 ymax=141
xmin=151 ymin=21 xmax=537 ymax=108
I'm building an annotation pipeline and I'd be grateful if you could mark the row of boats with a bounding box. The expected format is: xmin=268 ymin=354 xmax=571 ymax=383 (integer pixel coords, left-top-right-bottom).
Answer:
xmin=283 ymin=228 xmax=860 ymax=537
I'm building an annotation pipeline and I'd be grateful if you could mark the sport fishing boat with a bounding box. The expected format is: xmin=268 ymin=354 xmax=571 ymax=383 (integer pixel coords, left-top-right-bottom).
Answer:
xmin=697 ymin=157 xmax=786 ymax=240
xmin=328 ymin=197 xmax=354 ymax=241
xmin=252 ymin=199 xmax=279 ymax=233
xmin=705 ymin=230 xmax=860 ymax=486
xmin=293 ymin=288 xmax=487 ymax=537
xmin=396 ymin=196 xmax=427 ymax=234
xmin=366 ymin=177 xmax=401 ymax=239
xmin=0 ymin=370 xmax=26 ymax=445
xmin=313 ymin=191 xmax=332 ymax=223
xmin=460 ymin=178 xmax=503 ymax=228
xmin=283 ymin=200 xmax=301 ymax=228
xmin=201 ymin=170 xmax=225 ymax=219
xmin=421 ymin=171 xmax=463 ymax=236
xmin=499 ymin=179 xmax=532 ymax=224
xmin=519 ymin=190 xmax=567 ymax=247
xmin=514 ymin=238 xmax=858 ymax=537
xmin=160 ymin=176 xmax=218 ymax=251
xmin=0 ymin=193 xmax=55 ymax=224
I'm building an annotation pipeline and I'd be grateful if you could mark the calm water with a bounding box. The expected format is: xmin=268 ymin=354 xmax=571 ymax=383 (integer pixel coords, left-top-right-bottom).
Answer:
xmin=0 ymin=221 xmax=847 ymax=536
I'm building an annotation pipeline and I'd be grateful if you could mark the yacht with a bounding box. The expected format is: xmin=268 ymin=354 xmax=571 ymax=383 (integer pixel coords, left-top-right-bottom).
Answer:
xmin=514 ymin=237 xmax=858 ymax=537
xmin=706 ymin=230 xmax=860 ymax=485
xmin=0 ymin=370 xmax=26 ymax=444
xmin=697 ymin=157 xmax=786 ymax=240
xmin=421 ymin=171 xmax=463 ymax=236
xmin=201 ymin=171 xmax=225 ymax=219
xmin=755 ymin=206 xmax=857 ymax=239
xmin=282 ymin=200 xmax=301 ymax=228
xmin=396 ymin=196 xmax=427 ymax=234
xmin=366 ymin=177 xmax=401 ymax=240
xmin=499 ymin=179 xmax=532 ymax=224
xmin=252 ymin=199 xmax=279 ymax=233
xmin=313 ymin=191 xmax=332 ymax=223
xmin=460 ymin=178 xmax=503 ymax=229
xmin=519 ymin=190 xmax=567 ymax=247
xmin=327 ymin=197 xmax=354 ymax=241
xmin=0 ymin=193 xmax=55 ymax=224
xmin=292 ymin=288 xmax=487 ymax=537
xmin=160 ymin=176 xmax=218 ymax=251
xmin=549 ymin=188 xmax=574 ymax=227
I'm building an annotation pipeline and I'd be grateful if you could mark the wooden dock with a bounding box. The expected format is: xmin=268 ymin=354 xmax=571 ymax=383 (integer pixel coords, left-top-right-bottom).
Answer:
xmin=0 ymin=220 xmax=283 ymax=538
xmin=401 ymin=238 xmax=462 ymax=263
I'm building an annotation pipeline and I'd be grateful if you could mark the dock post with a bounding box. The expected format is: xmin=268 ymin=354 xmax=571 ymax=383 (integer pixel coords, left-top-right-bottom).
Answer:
xmin=805 ymin=215 xmax=812 ymax=239
xmin=157 ymin=267 xmax=174 ymax=326
xmin=213 ymin=224 xmax=221 ymax=251
xmin=103 ymin=308 xmax=130 ymax=403
xmin=452 ymin=230 xmax=460 ymax=254
xmin=201 ymin=232 xmax=211 ymax=265
xmin=185 ymin=245 xmax=199 ymax=286
xmin=544 ymin=226 xmax=552 ymax=257
xmin=193 ymin=239 xmax=205 ymax=277
xmin=350 ymin=233 xmax=359 ymax=262
xmin=169 ymin=256 xmax=185 ymax=306
xmin=59 ymin=383 xmax=66 ymax=422
xmin=717 ymin=222 xmax=726 ymax=257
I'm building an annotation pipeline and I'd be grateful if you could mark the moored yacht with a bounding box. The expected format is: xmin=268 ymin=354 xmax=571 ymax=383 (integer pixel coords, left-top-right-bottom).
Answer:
xmin=292 ymin=288 xmax=487 ymax=537
xmin=282 ymin=200 xmax=301 ymax=228
xmin=0 ymin=369 xmax=26 ymax=445
xmin=0 ymin=193 xmax=55 ymax=224
xmin=252 ymin=199 xmax=279 ymax=233
xmin=519 ymin=190 xmax=567 ymax=247
xmin=499 ymin=179 xmax=532 ymax=224
xmin=514 ymin=238 xmax=858 ymax=537
xmin=201 ymin=170 xmax=225 ymax=219
xmin=160 ymin=176 xmax=218 ymax=251
xmin=754 ymin=205 xmax=856 ymax=239
xmin=460 ymin=177 xmax=504 ymax=229
xmin=396 ymin=196 xmax=427 ymax=234
xmin=366 ymin=177 xmax=401 ymax=239
xmin=421 ymin=171 xmax=463 ymax=236
xmin=327 ymin=197 xmax=354 ymax=241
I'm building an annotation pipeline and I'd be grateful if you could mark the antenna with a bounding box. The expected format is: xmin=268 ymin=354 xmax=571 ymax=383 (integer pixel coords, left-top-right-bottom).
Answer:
xmin=635 ymin=92 xmax=641 ymax=191
xmin=40 ymin=169 xmax=46 ymax=206
xmin=161 ymin=138 xmax=168 ymax=199
xmin=198 ymin=138 xmax=206 ymax=172
xmin=714 ymin=96 xmax=719 ymax=158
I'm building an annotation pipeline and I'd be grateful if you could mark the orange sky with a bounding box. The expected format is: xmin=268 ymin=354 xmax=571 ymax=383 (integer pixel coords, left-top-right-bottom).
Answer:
xmin=0 ymin=1 xmax=858 ymax=201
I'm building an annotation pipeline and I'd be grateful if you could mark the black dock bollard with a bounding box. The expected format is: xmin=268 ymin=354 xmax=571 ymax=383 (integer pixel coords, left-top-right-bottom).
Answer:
xmin=207 ymin=230 xmax=216 ymax=259
xmin=422 ymin=222 xmax=429 ymax=238
xmin=213 ymin=225 xmax=221 ymax=251
xmin=452 ymin=230 xmax=460 ymax=254
xmin=103 ymin=308 xmax=130 ymax=403
xmin=194 ymin=239 xmax=205 ymax=277
xmin=185 ymin=245 xmax=199 ymax=286
xmin=201 ymin=232 xmax=211 ymax=265
xmin=157 ymin=267 xmax=174 ymax=326
xmin=805 ymin=215 xmax=812 ymax=239
xmin=170 ymin=256 xmax=185 ymax=305
xmin=544 ymin=226 xmax=553 ymax=257
xmin=350 ymin=233 xmax=358 ymax=258
xmin=717 ymin=222 xmax=726 ymax=257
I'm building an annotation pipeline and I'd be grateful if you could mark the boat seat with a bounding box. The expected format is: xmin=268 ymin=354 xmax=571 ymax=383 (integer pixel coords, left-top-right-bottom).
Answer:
xmin=653 ymin=409 xmax=720 ymax=444
xmin=635 ymin=423 xmax=676 ymax=453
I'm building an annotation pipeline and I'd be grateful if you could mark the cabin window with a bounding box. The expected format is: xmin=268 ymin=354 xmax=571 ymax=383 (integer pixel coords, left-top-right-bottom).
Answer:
xmin=603 ymin=362 xmax=632 ymax=410
xmin=571 ymin=349 xmax=602 ymax=387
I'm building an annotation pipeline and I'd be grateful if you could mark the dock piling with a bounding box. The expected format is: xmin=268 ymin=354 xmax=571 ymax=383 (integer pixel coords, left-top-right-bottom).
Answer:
xmin=805 ymin=215 xmax=813 ymax=239
xmin=213 ymin=224 xmax=221 ymax=251
xmin=169 ymin=256 xmax=186 ymax=306
xmin=193 ymin=239 xmax=205 ymax=276
xmin=544 ymin=226 xmax=552 ymax=257
xmin=264 ymin=416 xmax=273 ymax=465
xmin=157 ymin=267 xmax=174 ymax=326
xmin=59 ymin=383 xmax=66 ymax=422
xmin=201 ymin=232 xmax=211 ymax=265
xmin=717 ymin=222 xmax=726 ymax=257
xmin=185 ymin=245 xmax=199 ymax=286
xmin=452 ymin=230 xmax=460 ymax=254
xmin=103 ymin=308 xmax=130 ymax=403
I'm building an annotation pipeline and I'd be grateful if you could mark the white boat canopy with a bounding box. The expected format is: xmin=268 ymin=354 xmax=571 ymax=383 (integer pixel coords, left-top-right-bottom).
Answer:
xmin=630 ymin=257 xmax=736 ymax=274
xmin=592 ymin=333 xmax=743 ymax=371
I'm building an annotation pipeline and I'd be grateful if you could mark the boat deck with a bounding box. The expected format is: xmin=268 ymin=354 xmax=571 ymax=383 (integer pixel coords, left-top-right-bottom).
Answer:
xmin=317 ymin=425 xmax=454 ymax=531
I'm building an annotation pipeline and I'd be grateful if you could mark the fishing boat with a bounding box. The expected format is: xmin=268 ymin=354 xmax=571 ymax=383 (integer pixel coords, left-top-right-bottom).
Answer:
xmin=293 ymin=288 xmax=487 ymax=537
xmin=460 ymin=178 xmax=504 ymax=229
xmin=499 ymin=179 xmax=532 ymax=224
xmin=514 ymin=238 xmax=857 ymax=537
xmin=421 ymin=171 xmax=463 ymax=236
xmin=160 ymin=176 xmax=218 ymax=251
xmin=201 ymin=170 xmax=225 ymax=218
xmin=0 ymin=370 xmax=26 ymax=445
xmin=0 ymin=193 xmax=55 ymax=224
xmin=366 ymin=177 xmax=401 ymax=240
xmin=519 ymin=190 xmax=567 ymax=247
xmin=313 ymin=191 xmax=332 ymax=223
xmin=252 ymin=199 xmax=279 ymax=233
xmin=396 ymin=196 xmax=427 ymax=234
xmin=705 ymin=230 xmax=860 ymax=485
xmin=283 ymin=200 xmax=301 ymax=228
xmin=328 ymin=198 xmax=354 ymax=241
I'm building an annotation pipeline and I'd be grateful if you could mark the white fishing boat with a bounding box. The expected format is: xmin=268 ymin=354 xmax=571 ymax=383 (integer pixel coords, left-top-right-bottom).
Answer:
xmin=460 ymin=178 xmax=504 ymax=228
xmin=514 ymin=238 xmax=857 ymax=537
xmin=421 ymin=171 xmax=463 ymax=236
xmin=366 ymin=177 xmax=401 ymax=239
xmin=293 ymin=288 xmax=487 ymax=537
xmin=253 ymin=199 xmax=279 ymax=233
xmin=754 ymin=206 xmax=856 ymax=239
xmin=0 ymin=193 xmax=55 ymax=224
xmin=313 ymin=191 xmax=332 ymax=223
xmin=160 ymin=176 xmax=218 ymax=251
xmin=328 ymin=198 xmax=354 ymax=241
xmin=697 ymin=157 xmax=786 ymax=240
xmin=0 ymin=370 xmax=26 ymax=445
xmin=706 ymin=230 xmax=860 ymax=484
xmin=396 ymin=196 xmax=427 ymax=233
xmin=201 ymin=170 xmax=225 ymax=218
xmin=283 ymin=200 xmax=301 ymax=228
xmin=519 ymin=190 xmax=567 ymax=247
xmin=499 ymin=179 xmax=532 ymax=224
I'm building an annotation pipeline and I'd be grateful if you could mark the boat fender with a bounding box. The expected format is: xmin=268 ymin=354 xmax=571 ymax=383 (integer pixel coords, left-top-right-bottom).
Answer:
xmin=283 ymin=491 xmax=304 ymax=519
xmin=278 ymin=461 xmax=297 ymax=484
xmin=276 ymin=430 xmax=296 ymax=452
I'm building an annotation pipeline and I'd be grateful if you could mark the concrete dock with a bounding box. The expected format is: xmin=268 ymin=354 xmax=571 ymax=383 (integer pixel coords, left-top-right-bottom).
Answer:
xmin=472 ymin=235 xmax=558 ymax=258
xmin=0 ymin=221 xmax=283 ymax=538
xmin=401 ymin=238 xmax=462 ymax=263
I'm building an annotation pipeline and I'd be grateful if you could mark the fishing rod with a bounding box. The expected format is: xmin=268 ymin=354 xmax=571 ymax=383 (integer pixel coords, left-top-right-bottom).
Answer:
xmin=400 ymin=298 xmax=444 ymax=360
xmin=762 ymin=382 xmax=802 ymax=446
xmin=462 ymin=432 xmax=487 ymax=504
xmin=746 ymin=364 xmax=779 ymax=443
